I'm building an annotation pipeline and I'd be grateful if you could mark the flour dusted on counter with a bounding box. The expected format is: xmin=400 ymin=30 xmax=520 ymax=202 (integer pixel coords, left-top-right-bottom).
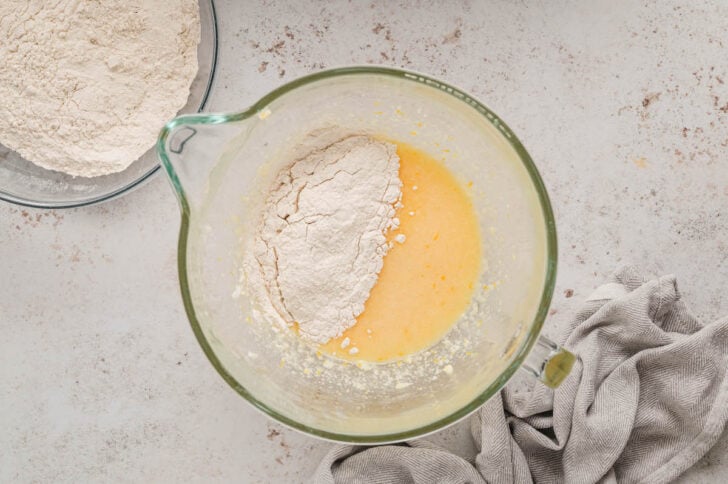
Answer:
xmin=252 ymin=134 xmax=402 ymax=343
xmin=0 ymin=0 xmax=199 ymax=176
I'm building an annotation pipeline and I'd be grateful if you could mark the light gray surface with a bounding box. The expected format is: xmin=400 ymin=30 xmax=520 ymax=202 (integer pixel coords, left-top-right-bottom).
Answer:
xmin=1 ymin=0 xmax=726 ymax=482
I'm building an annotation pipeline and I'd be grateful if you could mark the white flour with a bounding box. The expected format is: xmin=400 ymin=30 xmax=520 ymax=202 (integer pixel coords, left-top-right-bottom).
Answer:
xmin=252 ymin=135 xmax=402 ymax=343
xmin=0 ymin=0 xmax=199 ymax=177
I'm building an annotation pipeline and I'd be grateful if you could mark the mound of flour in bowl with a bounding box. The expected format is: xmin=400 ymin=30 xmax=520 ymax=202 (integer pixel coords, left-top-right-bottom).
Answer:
xmin=0 ymin=0 xmax=200 ymax=177
xmin=251 ymin=134 xmax=402 ymax=344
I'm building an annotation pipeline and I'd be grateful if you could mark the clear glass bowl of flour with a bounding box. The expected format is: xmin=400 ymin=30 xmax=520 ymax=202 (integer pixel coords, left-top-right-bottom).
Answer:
xmin=0 ymin=0 xmax=217 ymax=209
xmin=158 ymin=67 xmax=571 ymax=443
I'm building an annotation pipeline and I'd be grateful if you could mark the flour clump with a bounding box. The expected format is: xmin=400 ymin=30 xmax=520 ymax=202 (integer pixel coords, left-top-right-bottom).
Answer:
xmin=253 ymin=134 xmax=402 ymax=344
xmin=0 ymin=0 xmax=200 ymax=176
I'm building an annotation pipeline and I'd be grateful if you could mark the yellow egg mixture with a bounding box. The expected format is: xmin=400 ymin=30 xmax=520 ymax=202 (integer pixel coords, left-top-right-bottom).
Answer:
xmin=320 ymin=142 xmax=482 ymax=362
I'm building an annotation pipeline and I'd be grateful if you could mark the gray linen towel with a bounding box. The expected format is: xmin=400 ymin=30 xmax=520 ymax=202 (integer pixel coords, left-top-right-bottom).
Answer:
xmin=313 ymin=266 xmax=728 ymax=484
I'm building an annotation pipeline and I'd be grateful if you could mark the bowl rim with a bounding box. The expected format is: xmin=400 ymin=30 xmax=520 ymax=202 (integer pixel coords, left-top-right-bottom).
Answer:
xmin=171 ymin=65 xmax=558 ymax=444
xmin=0 ymin=0 xmax=219 ymax=209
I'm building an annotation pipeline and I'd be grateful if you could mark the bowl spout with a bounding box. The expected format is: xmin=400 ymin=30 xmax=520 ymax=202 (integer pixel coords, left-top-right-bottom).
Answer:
xmin=157 ymin=113 xmax=250 ymax=213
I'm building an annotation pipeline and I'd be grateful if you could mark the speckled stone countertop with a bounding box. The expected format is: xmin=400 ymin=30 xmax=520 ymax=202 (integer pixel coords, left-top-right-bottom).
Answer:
xmin=1 ymin=1 xmax=726 ymax=482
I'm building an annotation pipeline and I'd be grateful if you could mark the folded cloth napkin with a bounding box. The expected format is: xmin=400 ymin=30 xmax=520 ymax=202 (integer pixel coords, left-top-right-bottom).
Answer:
xmin=313 ymin=266 xmax=728 ymax=484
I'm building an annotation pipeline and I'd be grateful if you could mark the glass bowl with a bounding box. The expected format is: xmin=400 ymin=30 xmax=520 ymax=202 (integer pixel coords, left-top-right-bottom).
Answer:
xmin=0 ymin=0 xmax=218 ymax=209
xmin=158 ymin=67 xmax=569 ymax=443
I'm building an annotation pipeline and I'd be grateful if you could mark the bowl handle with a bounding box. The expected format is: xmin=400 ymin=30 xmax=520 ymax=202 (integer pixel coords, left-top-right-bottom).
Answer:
xmin=521 ymin=335 xmax=576 ymax=389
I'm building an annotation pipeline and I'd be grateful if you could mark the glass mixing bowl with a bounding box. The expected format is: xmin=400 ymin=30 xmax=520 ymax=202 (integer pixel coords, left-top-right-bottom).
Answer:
xmin=0 ymin=0 xmax=218 ymax=209
xmin=158 ymin=67 xmax=573 ymax=443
